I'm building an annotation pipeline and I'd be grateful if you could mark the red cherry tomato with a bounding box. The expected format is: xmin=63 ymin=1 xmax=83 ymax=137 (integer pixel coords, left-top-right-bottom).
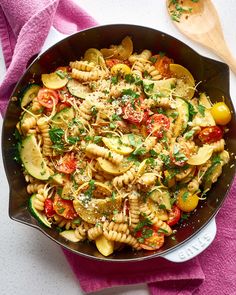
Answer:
xmin=37 ymin=88 xmax=58 ymax=109
xmin=146 ymin=114 xmax=170 ymax=138
xmin=44 ymin=198 xmax=55 ymax=218
xmin=53 ymin=194 xmax=77 ymax=220
xmin=167 ymin=205 xmax=181 ymax=226
xmin=58 ymin=87 xmax=73 ymax=103
xmin=55 ymin=153 xmax=77 ymax=174
xmin=122 ymin=96 xmax=149 ymax=125
xmin=198 ymin=126 xmax=223 ymax=144
xmin=135 ymin=225 xmax=165 ymax=250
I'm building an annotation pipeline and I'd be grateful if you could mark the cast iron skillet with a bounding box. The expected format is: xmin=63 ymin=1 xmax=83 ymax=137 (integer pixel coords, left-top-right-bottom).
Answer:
xmin=2 ymin=24 xmax=236 ymax=261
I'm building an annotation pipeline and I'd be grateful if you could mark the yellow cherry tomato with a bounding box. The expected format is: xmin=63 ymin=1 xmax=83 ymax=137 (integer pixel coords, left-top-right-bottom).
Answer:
xmin=210 ymin=102 xmax=232 ymax=125
xmin=176 ymin=190 xmax=199 ymax=212
xmin=110 ymin=63 xmax=131 ymax=76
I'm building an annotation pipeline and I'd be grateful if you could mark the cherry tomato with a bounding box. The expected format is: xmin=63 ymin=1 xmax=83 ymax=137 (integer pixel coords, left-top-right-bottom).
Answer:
xmin=211 ymin=102 xmax=232 ymax=125
xmin=170 ymin=143 xmax=190 ymax=167
xmin=167 ymin=205 xmax=181 ymax=226
xmin=53 ymin=194 xmax=77 ymax=219
xmin=37 ymin=88 xmax=58 ymax=109
xmin=44 ymin=198 xmax=55 ymax=218
xmin=58 ymin=87 xmax=73 ymax=103
xmin=198 ymin=126 xmax=223 ymax=144
xmin=153 ymin=55 xmax=173 ymax=77
xmin=176 ymin=190 xmax=199 ymax=212
xmin=146 ymin=114 xmax=170 ymax=138
xmin=105 ymin=59 xmax=130 ymax=69
xmin=122 ymin=95 xmax=149 ymax=125
xmin=55 ymin=153 xmax=77 ymax=174
xmin=136 ymin=225 xmax=165 ymax=250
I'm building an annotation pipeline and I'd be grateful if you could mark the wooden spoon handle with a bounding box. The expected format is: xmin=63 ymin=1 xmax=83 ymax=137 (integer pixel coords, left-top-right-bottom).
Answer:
xmin=208 ymin=40 xmax=236 ymax=75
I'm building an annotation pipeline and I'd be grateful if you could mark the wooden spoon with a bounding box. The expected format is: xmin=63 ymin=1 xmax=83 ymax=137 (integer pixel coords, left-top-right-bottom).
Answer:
xmin=167 ymin=0 xmax=236 ymax=74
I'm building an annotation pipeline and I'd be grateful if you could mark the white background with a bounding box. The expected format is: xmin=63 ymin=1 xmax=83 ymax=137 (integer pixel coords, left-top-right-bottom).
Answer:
xmin=0 ymin=1 xmax=236 ymax=295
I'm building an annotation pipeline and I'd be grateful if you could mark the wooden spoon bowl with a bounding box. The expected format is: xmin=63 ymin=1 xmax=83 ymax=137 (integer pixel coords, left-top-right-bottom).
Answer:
xmin=167 ymin=0 xmax=236 ymax=74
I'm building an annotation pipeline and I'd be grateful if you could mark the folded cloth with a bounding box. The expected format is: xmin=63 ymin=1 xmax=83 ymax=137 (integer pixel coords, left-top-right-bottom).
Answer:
xmin=64 ymin=177 xmax=236 ymax=295
xmin=1 ymin=1 xmax=235 ymax=294
xmin=0 ymin=0 xmax=97 ymax=115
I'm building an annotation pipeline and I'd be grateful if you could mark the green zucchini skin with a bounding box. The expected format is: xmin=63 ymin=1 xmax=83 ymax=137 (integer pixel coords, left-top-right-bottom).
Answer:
xmin=51 ymin=107 xmax=75 ymax=129
xmin=202 ymin=162 xmax=222 ymax=191
xmin=21 ymin=84 xmax=40 ymax=108
xmin=29 ymin=194 xmax=51 ymax=228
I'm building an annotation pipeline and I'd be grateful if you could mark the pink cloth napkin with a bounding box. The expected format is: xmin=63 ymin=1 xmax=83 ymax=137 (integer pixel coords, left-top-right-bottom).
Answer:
xmin=1 ymin=1 xmax=235 ymax=294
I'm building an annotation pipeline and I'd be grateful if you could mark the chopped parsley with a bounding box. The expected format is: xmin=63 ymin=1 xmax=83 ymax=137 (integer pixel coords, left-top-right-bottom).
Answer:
xmin=111 ymin=76 xmax=118 ymax=85
xmin=55 ymin=70 xmax=66 ymax=79
xmin=49 ymin=128 xmax=65 ymax=151
xmin=134 ymin=218 xmax=152 ymax=232
xmin=182 ymin=191 xmax=189 ymax=202
xmin=173 ymin=144 xmax=188 ymax=163
xmin=197 ymin=104 xmax=206 ymax=117
xmin=188 ymin=102 xmax=197 ymax=121
xmin=184 ymin=129 xmax=195 ymax=140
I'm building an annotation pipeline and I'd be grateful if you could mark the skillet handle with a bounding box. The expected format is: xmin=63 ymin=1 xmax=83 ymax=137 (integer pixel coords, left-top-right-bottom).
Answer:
xmin=161 ymin=218 xmax=216 ymax=263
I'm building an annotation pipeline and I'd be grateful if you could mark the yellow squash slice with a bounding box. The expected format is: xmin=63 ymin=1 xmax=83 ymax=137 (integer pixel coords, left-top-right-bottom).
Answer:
xmin=95 ymin=235 xmax=114 ymax=256
xmin=169 ymin=64 xmax=195 ymax=100
xmin=102 ymin=137 xmax=134 ymax=155
xmin=73 ymin=195 xmax=122 ymax=224
xmin=97 ymin=157 xmax=133 ymax=175
xmin=187 ymin=145 xmax=214 ymax=165
xmin=101 ymin=36 xmax=133 ymax=60
xmin=42 ymin=72 xmax=68 ymax=89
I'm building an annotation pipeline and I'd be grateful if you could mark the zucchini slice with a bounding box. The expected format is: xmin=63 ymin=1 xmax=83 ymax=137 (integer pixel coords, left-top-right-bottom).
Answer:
xmin=21 ymin=84 xmax=40 ymax=108
xmin=29 ymin=194 xmax=51 ymax=228
xmin=60 ymin=230 xmax=80 ymax=242
xmin=51 ymin=107 xmax=75 ymax=129
xmin=20 ymin=134 xmax=50 ymax=180
xmin=173 ymin=98 xmax=189 ymax=137
xmin=67 ymin=79 xmax=90 ymax=99
xmin=202 ymin=162 xmax=223 ymax=190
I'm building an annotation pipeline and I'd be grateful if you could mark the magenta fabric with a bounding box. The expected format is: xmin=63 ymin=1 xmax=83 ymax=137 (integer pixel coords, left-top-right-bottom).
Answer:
xmin=1 ymin=1 xmax=235 ymax=294
xmin=0 ymin=0 xmax=97 ymax=115
xmin=63 ymin=178 xmax=236 ymax=295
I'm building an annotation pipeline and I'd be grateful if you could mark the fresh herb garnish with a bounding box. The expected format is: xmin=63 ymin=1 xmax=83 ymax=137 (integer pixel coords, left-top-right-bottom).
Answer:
xmin=111 ymin=76 xmax=118 ymax=85
xmin=188 ymin=102 xmax=197 ymax=121
xmin=134 ymin=218 xmax=152 ymax=232
xmin=56 ymin=70 xmax=66 ymax=79
xmin=49 ymin=128 xmax=65 ymax=151
xmin=197 ymin=104 xmax=206 ymax=117
xmin=182 ymin=191 xmax=189 ymax=202
xmin=184 ymin=130 xmax=195 ymax=140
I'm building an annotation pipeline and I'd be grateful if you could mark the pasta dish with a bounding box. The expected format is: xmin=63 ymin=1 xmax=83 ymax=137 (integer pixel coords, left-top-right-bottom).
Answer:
xmin=15 ymin=36 xmax=231 ymax=256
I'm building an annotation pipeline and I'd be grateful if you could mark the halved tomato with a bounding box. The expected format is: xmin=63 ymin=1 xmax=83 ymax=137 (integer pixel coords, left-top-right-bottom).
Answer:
xmin=135 ymin=225 xmax=165 ymax=250
xmin=55 ymin=153 xmax=77 ymax=174
xmin=37 ymin=88 xmax=58 ymax=109
xmin=146 ymin=114 xmax=170 ymax=138
xmin=153 ymin=55 xmax=173 ymax=77
xmin=198 ymin=126 xmax=223 ymax=144
xmin=44 ymin=198 xmax=55 ymax=218
xmin=122 ymin=95 xmax=149 ymax=125
xmin=167 ymin=205 xmax=181 ymax=226
xmin=53 ymin=194 xmax=77 ymax=219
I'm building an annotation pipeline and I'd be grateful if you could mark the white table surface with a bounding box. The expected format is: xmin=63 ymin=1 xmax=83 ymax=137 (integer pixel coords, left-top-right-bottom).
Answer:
xmin=0 ymin=1 xmax=236 ymax=295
